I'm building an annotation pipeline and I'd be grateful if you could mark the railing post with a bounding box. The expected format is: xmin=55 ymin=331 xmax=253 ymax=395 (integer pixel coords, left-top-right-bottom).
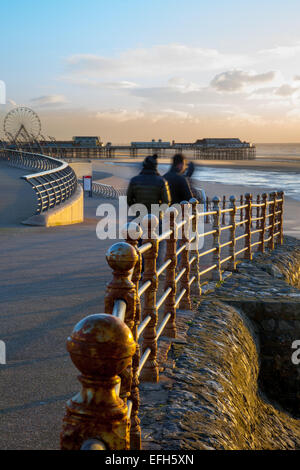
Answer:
xmin=222 ymin=195 xmax=226 ymax=225
xmin=268 ymin=192 xmax=276 ymax=251
xmin=240 ymin=195 xmax=244 ymax=221
xmin=164 ymin=207 xmax=178 ymax=338
xmin=256 ymin=194 xmax=260 ymax=229
xmin=228 ymin=195 xmax=237 ymax=271
xmin=278 ymin=191 xmax=284 ymax=245
xmin=244 ymin=193 xmax=253 ymax=260
xmin=205 ymin=196 xmax=210 ymax=223
xmin=105 ymin=242 xmax=138 ymax=406
xmin=121 ymin=223 xmax=143 ymax=450
xmin=60 ymin=314 xmax=136 ymax=450
xmin=179 ymin=201 xmax=192 ymax=309
xmin=260 ymin=193 xmax=267 ymax=253
xmin=189 ymin=198 xmax=201 ymax=297
xmin=140 ymin=214 xmax=159 ymax=383
xmin=212 ymin=196 xmax=222 ymax=281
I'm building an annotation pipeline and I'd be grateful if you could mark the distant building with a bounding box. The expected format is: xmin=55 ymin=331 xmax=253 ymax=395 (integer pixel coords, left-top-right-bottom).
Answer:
xmin=194 ymin=138 xmax=251 ymax=148
xmin=35 ymin=136 xmax=103 ymax=149
xmin=131 ymin=139 xmax=171 ymax=149
xmin=72 ymin=136 xmax=103 ymax=148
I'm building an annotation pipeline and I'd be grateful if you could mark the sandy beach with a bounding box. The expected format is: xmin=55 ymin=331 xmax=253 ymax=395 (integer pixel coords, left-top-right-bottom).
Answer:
xmin=91 ymin=157 xmax=300 ymax=239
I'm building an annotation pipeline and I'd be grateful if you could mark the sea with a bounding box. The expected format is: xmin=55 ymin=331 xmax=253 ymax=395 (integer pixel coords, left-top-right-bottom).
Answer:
xmin=175 ymin=143 xmax=300 ymax=202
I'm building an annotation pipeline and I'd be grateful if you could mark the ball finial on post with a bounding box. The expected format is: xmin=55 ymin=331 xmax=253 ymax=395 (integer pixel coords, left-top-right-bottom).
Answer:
xmin=121 ymin=222 xmax=143 ymax=243
xmin=61 ymin=314 xmax=136 ymax=450
xmin=106 ymin=241 xmax=138 ymax=273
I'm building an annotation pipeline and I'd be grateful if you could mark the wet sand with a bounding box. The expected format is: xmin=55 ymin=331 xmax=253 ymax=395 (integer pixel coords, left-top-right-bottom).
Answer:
xmin=93 ymin=153 xmax=300 ymax=172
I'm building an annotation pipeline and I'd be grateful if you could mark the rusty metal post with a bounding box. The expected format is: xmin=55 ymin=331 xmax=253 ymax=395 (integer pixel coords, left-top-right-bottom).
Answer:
xmin=140 ymin=214 xmax=159 ymax=383
xmin=60 ymin=314 xmax=136 ymax=450
xmin=179 ymin=201 xmax=192 ymax=309
xmin=228 ymin=195 xmax=237 ymax=271
xmin=256 ymin=194 xmax=260 ymax=229
xmin=259 ymin=193 xmax=267 ymax=253
xmin=205 ymin=196 xmax=210 ymax=223
xmin=240 ymin=195 xmax=244 ymax=221
xmin=244 ymin=193 xmax=253 ymax=260
xmin=189 ymin=198 xmax=201 ymax=297
xmin=121 ymin=223 xmax=143 ymax=450
xmin=105 ymin=242 xmax=138 ymax=407
xmin=222 ymin=195 xmax=226 ymax=225
xmin=268 ymin=192 xmax=277 ymax=251
xmin=163 ymin=207 xmax=178 ymax=338
xmin=278 ymin=191 xmax=284 ymax=245
xmin=212 ymin=196 xmax=222 ymax=281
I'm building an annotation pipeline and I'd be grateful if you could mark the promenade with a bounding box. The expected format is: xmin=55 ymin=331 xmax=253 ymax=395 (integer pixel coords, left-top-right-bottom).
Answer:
xmin=0 ymin=163 xmax=115 ymax=449
xmin=0 ymin=160 xmax=299 ymax=449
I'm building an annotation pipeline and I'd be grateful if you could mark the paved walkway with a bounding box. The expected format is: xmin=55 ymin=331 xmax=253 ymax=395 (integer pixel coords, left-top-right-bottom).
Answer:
xmin=0 ymin=163 xmax=37 ymax=227
xmin=0 ymin=161 xmax=298 ymax=449
xmin=0 ymin=166 xmax=117 ymax=448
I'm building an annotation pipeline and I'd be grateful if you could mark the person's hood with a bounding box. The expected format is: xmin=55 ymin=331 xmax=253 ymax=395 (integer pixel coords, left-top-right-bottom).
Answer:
xmin=140 ymin=155 xmax=159 ymax=174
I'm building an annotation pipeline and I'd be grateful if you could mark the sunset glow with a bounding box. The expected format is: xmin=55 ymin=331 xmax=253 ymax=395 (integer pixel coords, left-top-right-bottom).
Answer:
xmin=2 ymin=0 xmax=300 ymax=142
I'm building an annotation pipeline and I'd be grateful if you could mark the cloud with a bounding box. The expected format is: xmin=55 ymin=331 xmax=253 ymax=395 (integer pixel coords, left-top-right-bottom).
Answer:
xmin=30 ymin=94 xmax=68 ymax=107
xmin=95 ymin=109 xmax=146 ymax=122
xmin=210 ymin=70 xmax=276 ymax=92
xmin=94 ymin=108 xmax=198 ymax=124
xmin=259 ymin=43 xmax=300 ymax=59
xmin=286 ymin=108 xmax=300 ymax=120
xmin=167 ymin=77 xmax=203 ymax=92
xmin=275 ymin=84 xmax=299 ymax=96
xmin=225 ymin=111 xmax=267 ymax=126
xmin=65 ymin=44 xmax=250 ymax=79
xmin=60 ymin=77 xmax=139 ymax=89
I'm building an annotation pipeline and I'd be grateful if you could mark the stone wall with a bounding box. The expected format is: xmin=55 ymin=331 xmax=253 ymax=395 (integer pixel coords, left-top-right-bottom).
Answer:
xmin=213 ymin=236 xmax=300 ymax=416
xmin=142 ymin=236 xmax=300 ymax=449
xmin=159 ymin=300 xmax=300 ymax=450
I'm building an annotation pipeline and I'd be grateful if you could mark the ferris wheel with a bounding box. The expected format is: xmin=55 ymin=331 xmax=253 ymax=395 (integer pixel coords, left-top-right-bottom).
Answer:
xmin=4 ymin=107 xmax=41 ymax=141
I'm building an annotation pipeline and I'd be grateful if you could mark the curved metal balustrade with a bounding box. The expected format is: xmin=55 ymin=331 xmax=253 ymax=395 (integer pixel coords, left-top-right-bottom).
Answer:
xmin=92 ymin=181 xmax=126 ymax=199
xmin=1 ymin=149 xmax=77 ymax=214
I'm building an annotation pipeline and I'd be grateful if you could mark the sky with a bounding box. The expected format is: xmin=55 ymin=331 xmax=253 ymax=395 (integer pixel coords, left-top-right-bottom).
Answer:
xmin=1 ymin=0 xmax=300 ymax=142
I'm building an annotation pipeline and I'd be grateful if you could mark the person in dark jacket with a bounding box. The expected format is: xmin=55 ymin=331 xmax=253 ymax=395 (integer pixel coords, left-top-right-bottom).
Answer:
xmin=127 ymin=154 xmax=171 ymax=268
xmin=127 ymin=154 xmax=170 ymax=213
xmin=163 ymin=153 xmax=193 ymax=204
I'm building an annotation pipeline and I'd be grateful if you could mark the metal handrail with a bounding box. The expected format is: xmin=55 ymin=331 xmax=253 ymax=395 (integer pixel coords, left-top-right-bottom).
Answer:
xmin=112 ymin=299 xmax=127 ymax=321
xmin=3 ymin=149 xmax=77 ymax=214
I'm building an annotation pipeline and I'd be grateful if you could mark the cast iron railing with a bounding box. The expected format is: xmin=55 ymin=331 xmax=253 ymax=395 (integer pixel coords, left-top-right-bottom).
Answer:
xmin=60 ymin=191 xmax=284 ymax=450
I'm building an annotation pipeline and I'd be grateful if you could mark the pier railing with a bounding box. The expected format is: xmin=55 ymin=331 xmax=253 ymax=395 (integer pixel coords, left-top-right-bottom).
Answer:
xmin=60 ymin=191 xmax=284 ymax=450
xmin=1 ymin=149 xmax=77 ymax=213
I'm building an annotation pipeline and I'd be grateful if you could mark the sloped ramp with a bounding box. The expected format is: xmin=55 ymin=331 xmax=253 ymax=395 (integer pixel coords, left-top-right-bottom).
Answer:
xmin=0 ymin=163 xmax=37 ymax=227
